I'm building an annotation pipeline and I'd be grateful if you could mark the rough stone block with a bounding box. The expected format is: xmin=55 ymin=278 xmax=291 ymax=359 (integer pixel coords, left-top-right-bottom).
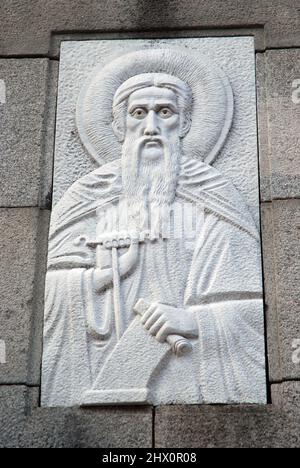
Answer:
xmin=0 ymin=385 xmax=38 ymax=413
xmin=272 ymin=200 xmax=300 ymax=380
xmin=0 ymin=2 xmax=299 ymax=56
xmin=24 ymin=407 xmax=152 ymax=448
xmin=272 ymin=382 xmax=300 ymax=413
xmin=0 ymin=385 xmax=39 ymax=448
xmin=260 ymin=203 xmax=281 ymax=382
xmin=264 ymin=0 xmax=300 ymax=49
xmin=0 ymin=59 xmax=58 ymax=207
xmin=155 ymin=405 xmax=300 ymax=448
xmin=0 ymin=208 xmax=50 ymax=385
xmin=0 ymin=1 xmax=263 ymax=56
xmin=0 ymin=404 xmax=152 ymax=448
xmin=257 ymin=50 xmax=300 ymax=201
xmin=261 ymin=200 xmax=300 ymax=381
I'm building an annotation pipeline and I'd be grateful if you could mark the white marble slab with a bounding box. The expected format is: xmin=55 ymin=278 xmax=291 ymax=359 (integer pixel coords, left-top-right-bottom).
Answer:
xmin=42 ymin=38 xmax=266 ymax=407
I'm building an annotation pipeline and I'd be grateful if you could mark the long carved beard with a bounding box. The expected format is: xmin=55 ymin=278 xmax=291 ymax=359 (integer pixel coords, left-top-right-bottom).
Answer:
xmin=120 ymin=135 xmax=180 ymax=238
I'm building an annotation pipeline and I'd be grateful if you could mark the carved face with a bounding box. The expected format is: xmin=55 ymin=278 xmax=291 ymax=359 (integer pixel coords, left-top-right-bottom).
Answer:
xmin=126 ymin=86 xmax=181 ymax=161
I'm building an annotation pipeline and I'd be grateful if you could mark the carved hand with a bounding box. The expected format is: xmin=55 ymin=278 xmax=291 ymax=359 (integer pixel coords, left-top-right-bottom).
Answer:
xmin=140 ymin=302 xmax=198 ymax=343
xmin=93 ymin=240 xmax=139 ymax=292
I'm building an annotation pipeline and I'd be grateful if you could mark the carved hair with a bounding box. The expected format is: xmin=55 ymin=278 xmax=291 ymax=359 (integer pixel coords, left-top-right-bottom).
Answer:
xmin=112 ymin=73 xmax=193 ymax=142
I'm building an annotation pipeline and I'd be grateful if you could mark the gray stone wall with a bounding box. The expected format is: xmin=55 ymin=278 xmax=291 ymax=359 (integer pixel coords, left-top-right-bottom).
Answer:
xmin=0 ymin=0 xmax=299 ymax=447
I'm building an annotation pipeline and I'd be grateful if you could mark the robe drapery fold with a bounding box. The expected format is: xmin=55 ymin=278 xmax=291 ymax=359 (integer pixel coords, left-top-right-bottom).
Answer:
xmin=41 ymin=158 xmax=266 ymax=406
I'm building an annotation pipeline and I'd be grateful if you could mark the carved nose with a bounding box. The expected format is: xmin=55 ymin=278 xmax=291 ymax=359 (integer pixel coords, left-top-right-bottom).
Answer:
xmin=144 ymin=111 xmax=159 ymax=136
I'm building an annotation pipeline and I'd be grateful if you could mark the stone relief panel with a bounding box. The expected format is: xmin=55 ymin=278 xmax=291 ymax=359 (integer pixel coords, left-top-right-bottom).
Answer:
xmin=41 ymin=38 xmax=266 ymax=406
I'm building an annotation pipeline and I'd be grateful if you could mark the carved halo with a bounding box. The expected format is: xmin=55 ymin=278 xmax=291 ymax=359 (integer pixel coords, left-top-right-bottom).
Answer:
xmin=76 ymin=48 xmax=234 ymax=166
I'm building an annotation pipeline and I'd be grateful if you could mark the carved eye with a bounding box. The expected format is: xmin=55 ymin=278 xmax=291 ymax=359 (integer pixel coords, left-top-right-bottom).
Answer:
xmin=131 ymin=108 xmax=147 ymax=119
xmin=159 ymin=108 xmax=173 ymax=119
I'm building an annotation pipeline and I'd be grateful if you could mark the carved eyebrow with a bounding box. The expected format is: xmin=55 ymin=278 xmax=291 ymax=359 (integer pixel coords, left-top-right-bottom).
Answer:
xmin=154 ymin=102 xmax=178 ymax=112
xmin=128 ymin=104 xmax=147 ymax=113
xmin=128 ymin=101 xmax=178 ymax=113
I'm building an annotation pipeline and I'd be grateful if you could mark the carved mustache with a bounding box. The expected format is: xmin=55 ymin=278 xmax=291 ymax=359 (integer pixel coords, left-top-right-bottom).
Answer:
xmin=134 ymin=135 xmax=170 ymax=152
xmin=141 ymin=136 xmax=163 ymax=144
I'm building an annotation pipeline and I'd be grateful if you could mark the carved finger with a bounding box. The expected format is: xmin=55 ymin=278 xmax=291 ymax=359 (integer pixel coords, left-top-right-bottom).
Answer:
xmin=156 ymin=322 xmax=174 ymax=343
xmin=149 ymin=316 xmax=165 ymax=336
xmin=119 ymin=242 xmax=139 ymax=276
xmin=144 ymin=310 xmax=163 ymax=330
xmin=140 ymin=303 xmax=157 ymax=325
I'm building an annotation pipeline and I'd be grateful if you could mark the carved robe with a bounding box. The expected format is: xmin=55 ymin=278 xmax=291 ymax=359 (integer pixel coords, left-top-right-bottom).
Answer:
xmin=41 ymin=157 xmax=266 ymax=406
